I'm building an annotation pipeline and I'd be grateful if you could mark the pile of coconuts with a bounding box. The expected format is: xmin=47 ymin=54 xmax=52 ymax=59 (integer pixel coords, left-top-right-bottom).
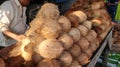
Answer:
xmin=0 ymin=0 xmax=113 ymax=67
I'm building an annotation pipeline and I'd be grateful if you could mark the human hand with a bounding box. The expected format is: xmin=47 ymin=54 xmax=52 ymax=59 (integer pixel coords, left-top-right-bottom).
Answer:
xmin=16 ymin=35 xmax=26 ymax=42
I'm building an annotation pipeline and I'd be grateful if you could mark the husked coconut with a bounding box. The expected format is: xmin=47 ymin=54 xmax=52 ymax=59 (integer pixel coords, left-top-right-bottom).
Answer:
xmin=0 ymin=58 xmax=5 ymax=67
xmin=78 ymin=37 xmax=89 ymax=51
xmin=58 ymin=33 xmax=73 ymax=50
xmin=38 ymin=39 xmax=63 ymax=59
xmin=85 ymin=30 xmax=97 ymax=42
xmin=84 ymin=48 xmax=93 ymax=58
xmin=89 ymin=42 xmax=97 ymax=53
xmin=77 ymin=53 xmax=90 ymax=65
xmin=41 ymin=20 xmax=62 ymax=39
xmin=38 ymin=59 xmax=60 ymax=67
xmin=60 ymin=51 xmax=73 ymax=66
xmin=36 ymin=3 xmax=59 ymax=20
xmin=92 ymin=9 xmax=102 ymax=17
xmin=72 ymin=11 xmax=87 ymax=23
xmin=69 ymin=44 xmax=81 ymax=57
xmin=83 ymin=21 xmax=92 ymax=30
xmin=91 ymin=18 xmax=103 ymax=26
xmin=66 ymin=14 xmax=79 ymax=27
xmin=58 ymin=16 xmax=71 ymax=32
xmin=70 ymin=60 xmax=82 ymax=67
xmin=91 ymin=2 xmax=102 ymax=9
xmin=77 ymin=25 xmax=88 ymax=36
xmin=68 ymin=28 xmax=81 ymax=42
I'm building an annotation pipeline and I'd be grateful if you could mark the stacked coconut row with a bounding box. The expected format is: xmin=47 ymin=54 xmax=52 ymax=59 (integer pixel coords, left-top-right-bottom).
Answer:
xmin=0 ymin=1 xmax=112 ymax=67
xmin=21 ymin=1 xmax=111 ymax=67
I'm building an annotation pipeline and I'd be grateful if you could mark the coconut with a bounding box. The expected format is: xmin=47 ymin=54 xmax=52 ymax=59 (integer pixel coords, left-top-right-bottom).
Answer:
xmin=0 ymin=58 xmax=5 ymax=67
xmin=77 ymin=25 xmax=88 ymax=36
xmin=38 ymin=59 xmax=60 ymax=67
xmin=38 ymin=39 xmax=63 ymax=59
xmin=58 ymin=16 xmax=71 ymax=32
xmin=66 ymin=14 xmax=79 ymax=27
xmin=70 ymin=60 xmax=82 ymax=67
xmin=91 ymin=18 xmax=103 ymax=26
xmin=68 ymin=28 xmax=81 ymax=42
xmin=84 ymin=48 xmax=93 ymax=58
xmin=72 ymin=11 xmax=87 ymax=23
xmin=85 ymin=30 xmax=97 ymax=42
xmin=58 ymin=33 xmax=73 ymax=50
xmin=77 ymin=53 xmax=90 ymax=65
xmin=94 ymin=38 xmax=100 ymax=48
xmin=69 ymin=44 xmax=81 ymax=57
xmin=83 ymin=21 xmax=92 ymax=30
xmin=78 ymin=37 xmax=89 ymax=51
xmin=92 ymin=9 xmax=102 ymax=17
xmin=60 ymin=51 xmax=73 ymax=66
xmin=89 ymin=42 xmax=97 ymax=53
xmin=41 ymin=20 xmax=62 ymax=39
xmin=36 ymin=3 xmax=59 ymax=20
xmin=91 ymin=1 xmax=104 ymax=9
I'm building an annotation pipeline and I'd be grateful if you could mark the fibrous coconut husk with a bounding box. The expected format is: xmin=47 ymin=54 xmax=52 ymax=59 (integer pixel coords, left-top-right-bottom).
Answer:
xmin=0 ymin=58 xmax=5 ymax=67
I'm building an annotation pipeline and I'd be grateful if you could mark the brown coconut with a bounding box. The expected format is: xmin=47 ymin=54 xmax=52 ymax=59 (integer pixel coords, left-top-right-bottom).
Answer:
xmin=41 ymin=20 xmax=62 ymax=39
xmin=91 ymin=1 xmax=104 ymax=9
xmin=69 ymin=44 xmax=81 ymax=57
xmin=84 ymin=48 xmax=93 ymax=58
xmin=77 ymin=25 xmax=88 ymax=36
xmin=94 ymin=38 xmax=101 ymax=48
xmin=58 ymin=33 xmax=73 ymax=50
xmin=38 ymin=39 xmax=63 ymax=59
xmin=36 ymin=3 xmax=59 ymax=20
xmin=91 ymin=18 xmax=103 ymax=27
xmin=72 ymin=11 xmax=87 ymax=23
xmin=78 ymin=37 xmax=89 ymax=51
xmin=83 ymin=21 xmax=92 ymax=30
xmin=89 ymin=42 xmax=97 ymax=53
xmin=38 ymin=59 xmax=60 ymax=67
xmin=66 ymin=14 xmax=79 ymax=27
xmin=85 ymin=30 xmax=97 ymax=42
xmin=60 ymin=51 xmax=73 ymax=67
xmin=0 ymin=58 xmax=5 ymax=67
xmin=70 ymin=60 xmax=82 ymax=67
xmin=92 ymin=9 xmax=102 ymax=17
xmin=68 ymin=28 xmax=81 ymax=43
xmin=58 ymin=16 xmax=71 ymax=32
xmin=77 ymin=53 xmax=90 ymax=65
